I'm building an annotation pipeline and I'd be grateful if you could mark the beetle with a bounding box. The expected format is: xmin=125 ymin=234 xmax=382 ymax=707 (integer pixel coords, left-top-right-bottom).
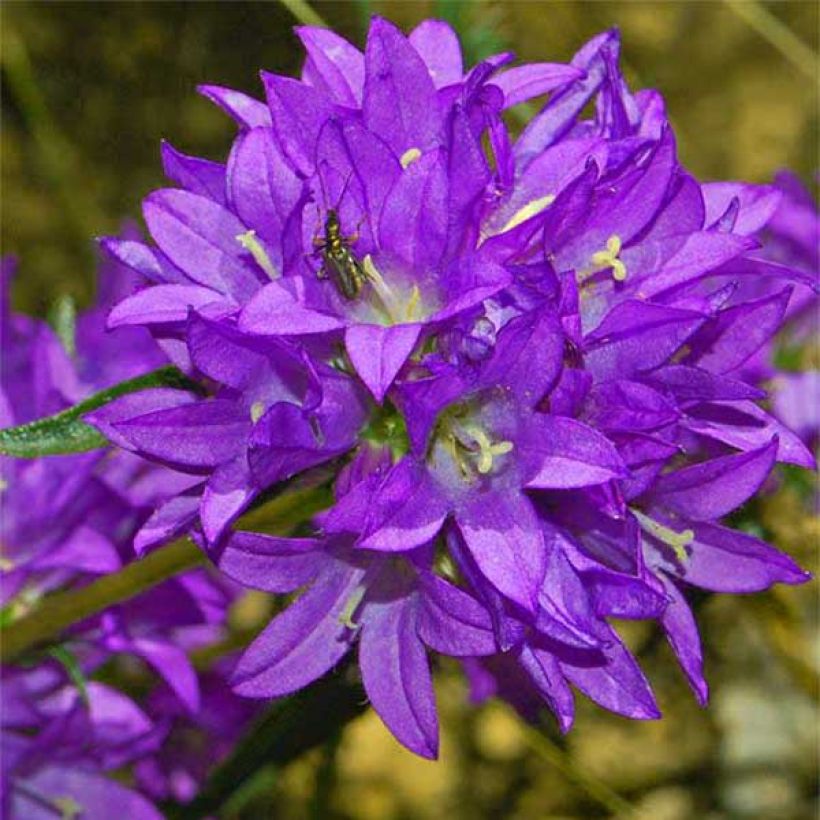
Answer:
xmin=313 ymin=208 xmax=366 ymax=300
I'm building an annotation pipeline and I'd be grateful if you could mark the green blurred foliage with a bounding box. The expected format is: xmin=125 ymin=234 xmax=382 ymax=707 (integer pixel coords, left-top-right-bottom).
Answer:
xmin=1 ymin=2 xmax=817 ymax=818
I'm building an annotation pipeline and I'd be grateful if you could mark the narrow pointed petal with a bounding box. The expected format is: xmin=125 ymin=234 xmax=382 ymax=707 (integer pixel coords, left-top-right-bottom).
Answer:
xmin=345 ymin=323 xmax=421 ymax=402
xmin=649 ymin=439 xmax=777 ymax=520
xmin=217 ymin=531 xmax=323 ymax=593
xmin=111 ymin=401 xmax=250 ymax=468
xmin=657 ymin=574 xmax=708 ymax=705
xmin=408 ymin=19 xmax=463 ymax=88
xmin=160 ymin=141 xmax=227 ymax=204
xmin=231 ymin=562 xmax=361 ymax=697
xmin=702 ymin=182 xmax=781 ymax=235
xmin=675 ymin=521 xmax=809 ymax=592
xmin=227 ymin=126 xmax=301 ymax=252
xmin=262 ymin=73 xmax=336 ymax=176
xmin=457 ymin=492 xmax=546 ymax=613
xmin=107 ymin=284 xmax=224 ymax=328
xmin=687 ymin=288 xmax=792 ymax=375
xmin=129 ymin=638 xmax=200 ymax=714
xmin=560 ymin=631 xmax=661 ymax=720
xmin=492 ymin=63 xmax=585 ymax=109
xmin=583 ymin=300 xmax=705 ymax=380
xmin=417 ymin=573 xmax=497 ymax=656
xmin=239 ymin=279 xmax=345 ymax=336
xmin=360 ymin=597 xmax=439 ymax=759
xmin=143 ymin=189 xmax=261 ymax=299
xmin=296 ymin=26 xmax=364 ymax=106
xmin=200 ymin=456 xmax=257 ymax=543
xmin=359 ymin=459 xmax=449 ymax=551
xmin=364 ymin=16 xmax=441 ymax=155
xmin=683 ymin=400 xmax=815 ymax=468
xmin=518 ymin=645 xmax=575 ymax=732
xmin=523 ymin=415 xmax=626 ymax=489
xmin=133 ymin=491 xmax=201 ymax=555
xmin=197 ymin=84 xmax=271 ymax=129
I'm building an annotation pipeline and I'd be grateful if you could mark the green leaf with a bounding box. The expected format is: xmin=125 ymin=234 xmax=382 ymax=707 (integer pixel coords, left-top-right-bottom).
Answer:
xmin=0 ymin=365 xmax=201 ymax=458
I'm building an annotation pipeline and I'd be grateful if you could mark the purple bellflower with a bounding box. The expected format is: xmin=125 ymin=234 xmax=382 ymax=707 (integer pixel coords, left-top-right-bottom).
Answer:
xmin=94 ymin=18 xmax=813 ymax=757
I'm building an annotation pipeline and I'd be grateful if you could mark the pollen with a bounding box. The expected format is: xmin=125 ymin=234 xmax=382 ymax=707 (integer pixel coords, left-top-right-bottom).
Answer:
xmin=400 ymin=147 xmax=422 ymax=169
xmin=632 ymin=509 xmax=694 ymax=563
xmin=589 ymin=234 xmax=627 ymax=281
xmin=236 ymin=229 xmax=279 ymax=280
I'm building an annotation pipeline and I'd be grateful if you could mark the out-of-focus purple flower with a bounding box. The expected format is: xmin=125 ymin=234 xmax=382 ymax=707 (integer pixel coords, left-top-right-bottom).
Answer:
xmin=1 ymin=248 xmax=256 ymax=813
xmin=92 ymin=17 xmax=814 ymax=758
xmin=2 ymin=664 xmax=164 ymax=819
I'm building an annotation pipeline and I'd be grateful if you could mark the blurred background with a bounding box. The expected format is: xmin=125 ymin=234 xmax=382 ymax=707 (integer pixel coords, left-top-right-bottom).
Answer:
xmin=1 ymin=2 xmax=817 ymax=818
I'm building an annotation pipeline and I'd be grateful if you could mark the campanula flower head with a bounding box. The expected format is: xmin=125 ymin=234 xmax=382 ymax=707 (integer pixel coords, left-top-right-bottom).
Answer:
xmin=95 ymin=17 xmax=813 ymax=758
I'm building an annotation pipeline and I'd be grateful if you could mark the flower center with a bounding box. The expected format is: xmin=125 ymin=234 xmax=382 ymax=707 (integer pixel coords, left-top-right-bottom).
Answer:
xmin=434 ymin=409 xmax=514 ymax=482
xmin=360 ymin=255 xmax=425 ymax=325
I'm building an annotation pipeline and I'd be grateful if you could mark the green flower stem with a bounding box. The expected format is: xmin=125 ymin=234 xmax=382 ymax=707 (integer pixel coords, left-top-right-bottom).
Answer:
xmin=1 ymin=538 xmax=205 ymax=663
xmin=166 ymin=669 xmax=366 ymax=819
xmin=1 ymin=483 xmax=333 ymax=664
xmin=278 ymin=0 xmax=328 ymax=28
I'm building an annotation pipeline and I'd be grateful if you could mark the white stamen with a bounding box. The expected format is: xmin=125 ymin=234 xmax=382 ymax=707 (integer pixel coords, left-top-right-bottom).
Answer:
xmin=236 ymin=229 xmax=279 ymax=280
xmin=339 ymin=584 xmax=367 ymax=630
xmin=499 ymin=194 xmax=556 ymax=234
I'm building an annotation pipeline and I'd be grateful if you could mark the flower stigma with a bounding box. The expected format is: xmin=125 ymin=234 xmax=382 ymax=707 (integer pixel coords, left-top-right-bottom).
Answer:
xmin=588 ymin=234 xmax=627 ymax=282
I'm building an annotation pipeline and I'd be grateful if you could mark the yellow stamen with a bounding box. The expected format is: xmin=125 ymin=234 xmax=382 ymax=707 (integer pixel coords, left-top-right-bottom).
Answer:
xmin=400 ymin=147 xmax=422 ymax=169
xmin=632 ymin=509 xmax=694 ymax=563
xmin=499 ymin=194 xmax=556 ymax=234
xmin=250 ymin=401 xmax=265 ymax=424
xmin=236 ymin=229 xmax=279 ymax=280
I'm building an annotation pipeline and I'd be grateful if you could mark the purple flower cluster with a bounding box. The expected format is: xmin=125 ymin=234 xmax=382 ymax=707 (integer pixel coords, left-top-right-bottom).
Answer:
xmin=1 ymin=251 xmax=258 ymax=816
xmin=78 ymin=19 xmax=816 ymax=758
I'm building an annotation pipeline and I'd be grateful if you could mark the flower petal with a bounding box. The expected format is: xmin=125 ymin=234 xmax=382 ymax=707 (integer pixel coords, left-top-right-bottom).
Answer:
xmin=359 ymin=596 xmax=439 ymax=759
xmin=345 ymin=322 xmax=421 ymax=402
xmin=232 ymin=561 xmax=360 ymax=697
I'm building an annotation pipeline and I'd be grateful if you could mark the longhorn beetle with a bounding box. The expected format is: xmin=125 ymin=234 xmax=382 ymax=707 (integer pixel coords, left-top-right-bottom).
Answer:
xmin=312 ymin=169 xmax=366 ymax=300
